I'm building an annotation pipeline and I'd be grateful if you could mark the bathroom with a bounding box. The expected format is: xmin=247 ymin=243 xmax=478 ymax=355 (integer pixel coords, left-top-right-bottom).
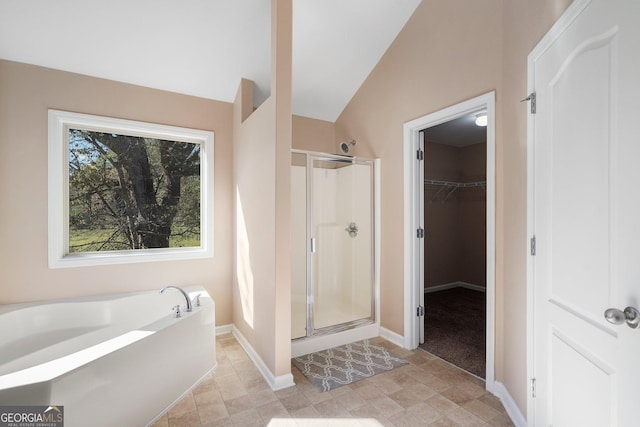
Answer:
xmin=0 ymin=0 xmax=584 ymax=425
xmin=0 ymin=58 xmax=382 ymax=422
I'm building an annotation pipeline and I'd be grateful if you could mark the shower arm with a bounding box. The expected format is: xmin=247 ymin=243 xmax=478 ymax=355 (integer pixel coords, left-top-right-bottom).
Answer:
xmin=340 ymin=140 xmax=357 ymax=154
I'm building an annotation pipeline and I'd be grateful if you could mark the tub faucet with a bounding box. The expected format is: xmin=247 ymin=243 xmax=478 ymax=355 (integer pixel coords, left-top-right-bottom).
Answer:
xmin=172 ymin=304 xmax=181 ymax=318
xmin=160 ymin=286 xmax=193 ymax=312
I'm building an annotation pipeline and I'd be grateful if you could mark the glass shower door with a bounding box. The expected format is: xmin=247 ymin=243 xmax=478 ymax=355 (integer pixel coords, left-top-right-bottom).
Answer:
xmin=291 ymin=152 xmax=308 ymax=340
xmin=310 ymin=156 xmax=374 ymax=334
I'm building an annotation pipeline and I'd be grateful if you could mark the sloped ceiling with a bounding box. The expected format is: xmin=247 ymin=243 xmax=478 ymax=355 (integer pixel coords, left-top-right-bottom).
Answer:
xmin=0 ymin=0 xmax=421 ymax=122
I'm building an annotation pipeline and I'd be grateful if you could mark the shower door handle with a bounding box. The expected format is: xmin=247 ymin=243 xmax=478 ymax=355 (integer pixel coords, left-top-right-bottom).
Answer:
xmin=310 ymin=237 xmax=316 ymax=253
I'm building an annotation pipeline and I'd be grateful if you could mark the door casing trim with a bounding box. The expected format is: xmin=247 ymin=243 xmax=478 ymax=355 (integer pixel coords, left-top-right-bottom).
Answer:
xmin=403 ymin=91 xmax=496 ymax=391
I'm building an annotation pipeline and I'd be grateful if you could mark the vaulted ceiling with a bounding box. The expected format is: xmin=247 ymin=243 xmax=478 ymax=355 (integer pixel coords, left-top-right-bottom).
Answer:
xmin=0 ymin=0 xmax=421 ymax=122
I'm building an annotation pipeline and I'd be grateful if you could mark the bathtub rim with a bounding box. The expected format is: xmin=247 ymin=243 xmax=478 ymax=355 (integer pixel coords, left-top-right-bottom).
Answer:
xmin=0 ymin=285 xmax=208 ymax=315
xmin=0 ymin=285 xmax=213 ymax=389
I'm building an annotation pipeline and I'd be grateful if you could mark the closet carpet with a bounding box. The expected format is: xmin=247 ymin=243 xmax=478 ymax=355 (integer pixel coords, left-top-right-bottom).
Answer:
xmin=420 ymin=287 xmax=486 ymax=379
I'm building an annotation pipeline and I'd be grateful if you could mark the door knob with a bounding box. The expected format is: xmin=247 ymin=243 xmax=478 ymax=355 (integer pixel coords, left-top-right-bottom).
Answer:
xmin=604 ymin=307 xmax=640 ymax=329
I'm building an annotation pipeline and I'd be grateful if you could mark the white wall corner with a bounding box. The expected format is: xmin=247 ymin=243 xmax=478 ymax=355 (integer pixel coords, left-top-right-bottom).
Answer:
xmin=493 ymin=381 xmax=527 ymax=427
xmin=379 ymin=326 xmax=405 ymax=348
xmin=231 ymin=326 xmax=295 ymax=391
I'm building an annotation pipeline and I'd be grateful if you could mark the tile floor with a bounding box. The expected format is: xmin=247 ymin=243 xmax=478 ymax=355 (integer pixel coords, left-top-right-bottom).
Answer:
xmin=150 ymin=334 xmax=514 ymax=427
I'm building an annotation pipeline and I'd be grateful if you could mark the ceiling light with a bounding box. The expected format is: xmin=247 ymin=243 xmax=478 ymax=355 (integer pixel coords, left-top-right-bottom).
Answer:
xmin=475 ymin=112 xmax=488 ymax=127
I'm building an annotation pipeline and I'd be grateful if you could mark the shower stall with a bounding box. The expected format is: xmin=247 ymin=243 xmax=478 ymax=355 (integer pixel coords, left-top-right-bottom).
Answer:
xmin=291 ymin=149 xmax=379 ymax=356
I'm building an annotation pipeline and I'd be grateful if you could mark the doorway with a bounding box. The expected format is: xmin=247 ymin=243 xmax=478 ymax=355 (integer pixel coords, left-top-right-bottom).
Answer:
xmin=403 ymin=92 xmax=496 ymax=389
xmin=421 ymin=116 xmax=487 ymax=378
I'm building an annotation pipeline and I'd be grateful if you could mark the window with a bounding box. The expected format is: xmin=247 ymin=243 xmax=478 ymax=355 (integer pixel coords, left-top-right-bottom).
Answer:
xmin=48 ymin=110 xmax=214 ymax=268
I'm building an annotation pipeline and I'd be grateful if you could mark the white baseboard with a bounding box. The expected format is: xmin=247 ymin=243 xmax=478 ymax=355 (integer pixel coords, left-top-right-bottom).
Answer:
xmin=216 ymin=324 xmax=233 ymax=335
xmin=493 ymin=381 xmax=526 ymax=427
xmin=424 ymin=281 xmax=486 ymax=293
xmin=231 ymin=326 xmax=295 ymax=391
xmin=379 ymin=326 xmax=405 ymax=348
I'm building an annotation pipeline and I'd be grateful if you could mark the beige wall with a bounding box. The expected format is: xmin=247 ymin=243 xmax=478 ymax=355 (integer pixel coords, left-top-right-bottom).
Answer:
xmin=499 ymin=0 xmax=573 ymax=411
xmin=232 ymin=0 xmax=292 ymax=378
xmin=292 ymin=115 xmax=336 ymax=154
xmin=232 ymin=89 xmax=279 ymax=372
xmin=334 ymin=0 xmax=573 ymax=415
xmin=335 ymin=0 xmax=503 ymax=338
xmin=0 ymin=59 xmax=234 ymax=326
xmin=458 ymin=143 xmax=487 ymax=287
xmin=271 ymin=0 xmax=293 ymax=377
xmin=424 ymin=142 xmax=486 ymax=289
xmin=424 ymin=142 xmax=461 ymax=288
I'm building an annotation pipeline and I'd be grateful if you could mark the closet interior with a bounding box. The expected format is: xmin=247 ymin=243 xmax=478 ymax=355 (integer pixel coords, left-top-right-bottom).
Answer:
xmin=420 ymin=115 xmax=487 ymax=379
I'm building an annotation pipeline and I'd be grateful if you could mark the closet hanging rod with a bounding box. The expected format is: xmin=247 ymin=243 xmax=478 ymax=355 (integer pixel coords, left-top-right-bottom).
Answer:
xmin=424 ymin=179 xmax=486 ymax=203
xmin=424 ymin=179 xmax=486 ymax=188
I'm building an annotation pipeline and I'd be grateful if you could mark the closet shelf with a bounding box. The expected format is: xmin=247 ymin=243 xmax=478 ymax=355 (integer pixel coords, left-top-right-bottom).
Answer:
xmin=424 ymin=179 xmax=486 ymax=202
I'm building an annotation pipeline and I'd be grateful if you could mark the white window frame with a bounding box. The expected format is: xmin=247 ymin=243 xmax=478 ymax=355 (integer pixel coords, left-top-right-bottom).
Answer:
xmin=48 ymin=110 xmax=214 ymax=268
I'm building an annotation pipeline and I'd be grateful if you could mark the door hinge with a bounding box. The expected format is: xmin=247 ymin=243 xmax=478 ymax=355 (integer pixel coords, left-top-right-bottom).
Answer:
xmin=417 ymin=227 xmax=424 ymax=239
xmin=521 ymin=92 xmax=536 ymax=114
xmin=530 ymin=378 xmax=536 ymax=398
xmin=530 ymin=235 xmax=536 ymax=256
xmin=417 ymin=149 xmax=424 ymax=161
xmin=417 ymin=305 xmax=424 ymax=317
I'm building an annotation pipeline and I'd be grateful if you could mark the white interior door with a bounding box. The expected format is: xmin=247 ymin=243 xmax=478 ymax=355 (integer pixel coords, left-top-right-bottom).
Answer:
xmin=531 ymin=0 xmax=640 ymax=425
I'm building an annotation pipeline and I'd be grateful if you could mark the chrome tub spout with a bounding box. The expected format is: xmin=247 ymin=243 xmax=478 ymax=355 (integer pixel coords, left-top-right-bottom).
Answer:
xmin=160 ymin=286 xmax=193 ymax=312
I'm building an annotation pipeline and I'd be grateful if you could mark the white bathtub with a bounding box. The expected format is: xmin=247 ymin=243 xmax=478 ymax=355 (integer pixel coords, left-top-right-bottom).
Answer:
xmin=0 ymin=285 xmax=216 ymax=427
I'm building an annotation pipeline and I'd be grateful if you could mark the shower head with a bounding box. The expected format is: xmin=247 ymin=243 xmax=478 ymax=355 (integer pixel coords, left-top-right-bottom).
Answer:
xmin=340 ymin=139 xmax=356 ymax=154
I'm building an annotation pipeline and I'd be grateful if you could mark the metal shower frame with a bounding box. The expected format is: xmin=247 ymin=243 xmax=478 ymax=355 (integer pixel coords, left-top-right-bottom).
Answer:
xmin=291 ymin=149 xmax=377 ymax=340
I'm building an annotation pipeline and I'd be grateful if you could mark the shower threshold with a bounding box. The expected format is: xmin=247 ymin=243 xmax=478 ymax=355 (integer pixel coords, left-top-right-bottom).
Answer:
xmin=291 ymin=318 xmax=380 ymax=358
xmin=293 ymin=317 xmax=374 ymax=341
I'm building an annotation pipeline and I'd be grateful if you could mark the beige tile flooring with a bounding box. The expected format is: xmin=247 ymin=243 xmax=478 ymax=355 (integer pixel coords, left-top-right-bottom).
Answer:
xmin=151 ymin=334 xmax=514 ymax=427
